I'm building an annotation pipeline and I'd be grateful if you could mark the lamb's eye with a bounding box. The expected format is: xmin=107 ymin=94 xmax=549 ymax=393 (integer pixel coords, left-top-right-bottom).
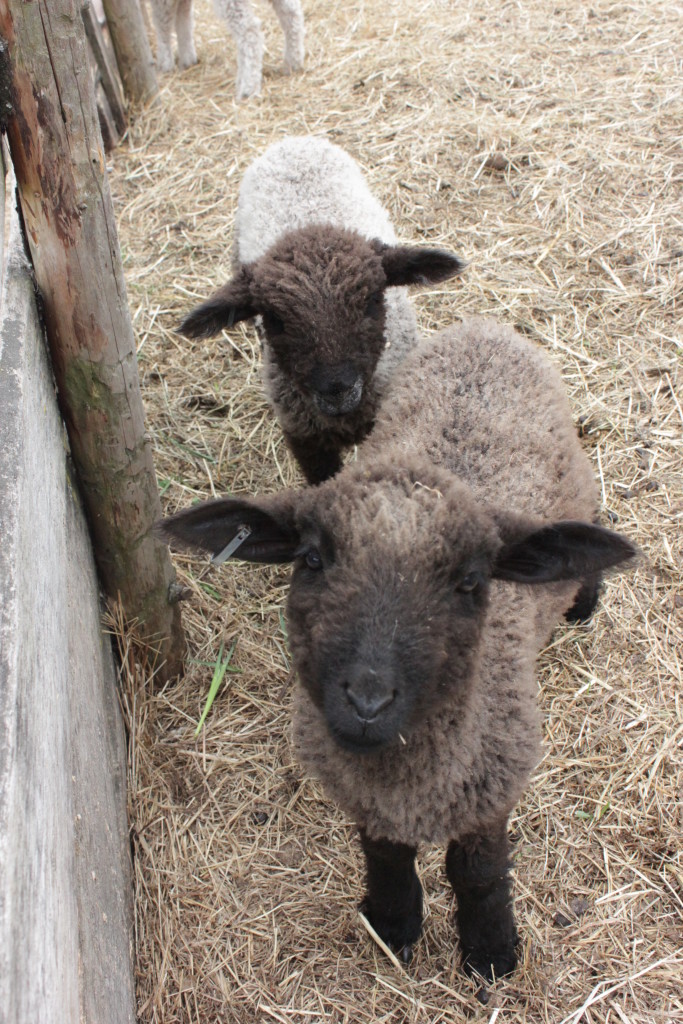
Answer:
xmin=364 ymin=292 xmax=383 ymax=320
xmin=263 ymin=311 xmax=285 ymax=335
xmin=305 ymin=549 xmax=323 ymax=571
xmin=457 ymin=572 xmax=483 ymax=594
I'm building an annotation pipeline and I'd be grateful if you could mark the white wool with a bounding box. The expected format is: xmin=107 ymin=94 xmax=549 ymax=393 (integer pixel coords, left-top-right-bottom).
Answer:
xmin=235 ymin=137 xmax=398 ymax=263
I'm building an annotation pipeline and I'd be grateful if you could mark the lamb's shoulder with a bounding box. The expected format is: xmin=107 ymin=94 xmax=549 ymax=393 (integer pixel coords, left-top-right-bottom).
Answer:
xmin=368 ymin=321 xmax=598 ymax=522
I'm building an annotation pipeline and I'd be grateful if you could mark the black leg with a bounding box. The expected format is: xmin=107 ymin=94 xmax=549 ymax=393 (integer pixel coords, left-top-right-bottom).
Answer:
xmin=565 ymin=575 xmax=602 ymax=623
xmin=446 ymin=823 xmax=518 ymax=981
xmin=285 ymin=432 xmax=343 ymax=485
xmin=359 ymin=829 xmax=423 ymax=961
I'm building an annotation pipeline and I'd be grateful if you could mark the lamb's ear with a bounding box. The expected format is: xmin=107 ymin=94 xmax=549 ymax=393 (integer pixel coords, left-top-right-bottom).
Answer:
xmin=178 ymin=269 xmax=256 ymax=339
xmin=157 ymin=494 xmax=300 ymax=565
xmin=378 ymin=243 xmax=465 ymax=287
xmin=493 ymin=521 xmax=637 ymax=584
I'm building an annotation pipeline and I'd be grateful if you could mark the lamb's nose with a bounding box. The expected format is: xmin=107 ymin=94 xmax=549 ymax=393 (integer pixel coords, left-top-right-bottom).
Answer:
xmin=310 ymin=362 xmax=359 ymax=397
xmin=345 ymin=684 xmax=395 ymax=722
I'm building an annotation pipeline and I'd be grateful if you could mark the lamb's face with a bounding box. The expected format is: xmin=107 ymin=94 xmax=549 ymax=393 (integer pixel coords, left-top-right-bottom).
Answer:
xmin=179 ymin=228 xmax=462 ymax=424
xmin=159 ymin=460 xmax=636 ymax=754
xmin=286 ymin=462 xmax=502 ymax=753
xmin=249 ymin=225 xmax=390 ymax=418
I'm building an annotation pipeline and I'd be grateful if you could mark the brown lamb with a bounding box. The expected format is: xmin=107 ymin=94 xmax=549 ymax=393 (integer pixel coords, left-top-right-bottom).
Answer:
xmin=160 ymin=318 xmax=635 ymax=981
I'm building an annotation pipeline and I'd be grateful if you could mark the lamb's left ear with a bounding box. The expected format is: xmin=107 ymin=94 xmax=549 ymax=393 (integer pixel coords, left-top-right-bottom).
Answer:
xmin=493 ymin=521 xmax=636 ymax=584
xmin=157 ymin=494 xmax=301 ymax=565
xmin=178 ymin=268 xmax=256 ymax=339
xmin=378 ymin=243 xmax=465 ymax=287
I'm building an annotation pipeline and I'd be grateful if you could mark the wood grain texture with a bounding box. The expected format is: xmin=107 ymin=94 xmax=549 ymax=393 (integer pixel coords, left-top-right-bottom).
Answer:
xmin=101 ymin=0 xmax=158 ymax=106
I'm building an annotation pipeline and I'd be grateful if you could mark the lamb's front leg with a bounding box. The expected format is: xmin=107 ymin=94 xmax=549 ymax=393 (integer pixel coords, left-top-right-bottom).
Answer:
xmin=359 ymin=829 xmax=422 ymax=962
xmin=446 ymin=822 xmax=518 ymax=981
xmin=268 ymin=0 xmax=305 ymax=71
xmin=214 ymin=0 xmax=264 ymax=99
xmin=150 ymin=0 xmax=176 ymax=72
xmin=175 ymin=0 xmax=198 ymax=68
xmin=284 ymin=432 xmax=343 ymax=485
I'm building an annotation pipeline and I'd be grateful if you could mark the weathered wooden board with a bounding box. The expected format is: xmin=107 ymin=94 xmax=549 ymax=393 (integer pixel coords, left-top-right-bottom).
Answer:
xmin=0 ymin=205 xmax=136 ymax=1024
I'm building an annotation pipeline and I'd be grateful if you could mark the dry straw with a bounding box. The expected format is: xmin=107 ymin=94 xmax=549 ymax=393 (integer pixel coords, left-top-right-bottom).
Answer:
xmin=109 ymin=0 xmax=681 ymax=1020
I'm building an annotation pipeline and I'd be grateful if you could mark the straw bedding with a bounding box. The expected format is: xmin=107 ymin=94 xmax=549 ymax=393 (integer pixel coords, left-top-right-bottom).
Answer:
xmin=108 ymin=0 xmax=682 ymax=1020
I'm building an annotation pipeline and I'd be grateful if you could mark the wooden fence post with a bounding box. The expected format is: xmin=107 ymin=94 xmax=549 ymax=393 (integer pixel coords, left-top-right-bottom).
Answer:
xmin=101 ymin=0 xmax=158 ymax=106
xmin=0 ymin=0 xmax=184 ymax=678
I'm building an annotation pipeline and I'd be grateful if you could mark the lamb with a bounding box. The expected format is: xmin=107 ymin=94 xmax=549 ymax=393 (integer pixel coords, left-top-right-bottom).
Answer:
xmin=179 ymin=136 xmax=464 ymax=484
xmin=159 ymin=318 xmax=635 ymax=980
xmin=148 ymin=0 xmax=305 ymax=99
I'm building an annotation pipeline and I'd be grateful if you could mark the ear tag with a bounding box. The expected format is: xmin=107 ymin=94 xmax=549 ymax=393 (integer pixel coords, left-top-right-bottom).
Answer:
xmin=212 ymin=525 xmax=252 ymax=565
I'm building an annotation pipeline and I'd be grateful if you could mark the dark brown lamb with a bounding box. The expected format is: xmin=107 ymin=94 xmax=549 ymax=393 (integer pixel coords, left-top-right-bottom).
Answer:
xmin=179 ymin=136 xmax=463 ymax=484
xmin=160 ymin=318 xmax=636 ymax=982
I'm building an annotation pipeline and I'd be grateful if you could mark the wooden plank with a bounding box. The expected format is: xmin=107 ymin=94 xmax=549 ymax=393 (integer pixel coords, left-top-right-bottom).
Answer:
xmin=0 ymin=201 xmax=135 ymax=1024
xmin=96 ymin=80 xmax=121 ymax=152
xmin=1 ymin=139 xmax=5 ymax=275
xmin=82 ymin=0 xmax=127 ymax=136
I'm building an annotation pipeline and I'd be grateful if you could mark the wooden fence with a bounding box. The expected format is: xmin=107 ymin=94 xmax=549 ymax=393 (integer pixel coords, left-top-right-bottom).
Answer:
xmin=0 ymin=147 xmax=136 ymax=1024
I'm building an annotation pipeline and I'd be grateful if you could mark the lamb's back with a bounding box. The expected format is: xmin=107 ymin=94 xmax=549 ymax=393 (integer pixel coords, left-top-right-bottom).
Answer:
xmin=366 ymin=318 xmax=598 ymax=525
xmin=235 ymin=137 xmax=397 ymax=264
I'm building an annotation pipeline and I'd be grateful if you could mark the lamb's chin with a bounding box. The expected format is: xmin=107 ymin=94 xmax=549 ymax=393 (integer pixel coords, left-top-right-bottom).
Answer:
xmin=327 ymin=721 xmax=403 ymax=756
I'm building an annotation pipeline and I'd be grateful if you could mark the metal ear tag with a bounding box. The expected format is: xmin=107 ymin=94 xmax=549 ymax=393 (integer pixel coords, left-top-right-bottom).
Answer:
xmin=212 ymin=525 xmax=252 ymax=566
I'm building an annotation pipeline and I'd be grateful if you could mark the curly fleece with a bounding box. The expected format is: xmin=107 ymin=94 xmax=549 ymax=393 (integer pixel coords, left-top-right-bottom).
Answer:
xmin=291 ymin=318 xmax=598 ymax=846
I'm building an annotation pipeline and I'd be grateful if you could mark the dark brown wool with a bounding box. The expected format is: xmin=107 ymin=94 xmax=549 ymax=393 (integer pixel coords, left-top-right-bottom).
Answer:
xmin=290 ymin=318 xmax=601 ymax=844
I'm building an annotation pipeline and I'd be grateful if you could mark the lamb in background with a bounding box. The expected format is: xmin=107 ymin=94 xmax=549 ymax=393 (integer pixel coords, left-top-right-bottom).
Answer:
xmin=180 ymin=136 xmax=464 ymax=483
xmin=160 ymin=318 xmax=635 ymax=980
xmin=148 ymin=0 xmax=304 ymax=98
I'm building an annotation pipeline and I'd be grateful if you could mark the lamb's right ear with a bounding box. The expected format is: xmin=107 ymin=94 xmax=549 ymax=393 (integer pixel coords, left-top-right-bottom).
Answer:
xmin=157 ymin=494 xmax=300 ymax=565
xmin=378 ymin=243 xmax=465 ymax=287
xmin=178 ymin=269 xmax=256 ymax=339
xmin=493 ymin=520 xmax=637 ymax=584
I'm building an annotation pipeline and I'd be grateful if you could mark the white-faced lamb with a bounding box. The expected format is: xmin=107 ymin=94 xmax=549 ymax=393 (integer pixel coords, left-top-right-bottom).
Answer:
xmin=179 ymin=136 xmax=464 ymax=484
xmin=159 ymin=318 xmax=635 ymax=980
xmin=148 ymin=0 xmax=305 ymax=98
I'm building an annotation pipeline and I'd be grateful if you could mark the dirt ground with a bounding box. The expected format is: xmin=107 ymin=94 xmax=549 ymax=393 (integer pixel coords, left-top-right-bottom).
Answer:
xmin=108 ymin=0 xmax=682 ymax=1020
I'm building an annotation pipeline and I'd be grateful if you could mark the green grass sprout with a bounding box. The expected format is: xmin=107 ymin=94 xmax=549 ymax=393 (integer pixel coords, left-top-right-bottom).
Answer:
xmin=194 ymin=640 xmax=237 ymax=738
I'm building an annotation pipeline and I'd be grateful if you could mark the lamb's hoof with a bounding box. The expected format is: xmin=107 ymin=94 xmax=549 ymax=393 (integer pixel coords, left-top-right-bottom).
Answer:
xmin=235 ymin=71 xmax=263 ymax=100
xmin=283 ymin=53 xmax=304 ymax=73
xmin=462 ymin=943 xmax=518 ymax=983
xmin=565 ymin=578 xmax=602 ymax=623
xmin=236 ymin=85 xmax=262 ymax=101
xmin=178 ymin=52 xmax=198 ymax=70
xmin=361 ymin=897 xmax=422 ymax=961
xmin=156 ymin=54 xmax=175 ymax=74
